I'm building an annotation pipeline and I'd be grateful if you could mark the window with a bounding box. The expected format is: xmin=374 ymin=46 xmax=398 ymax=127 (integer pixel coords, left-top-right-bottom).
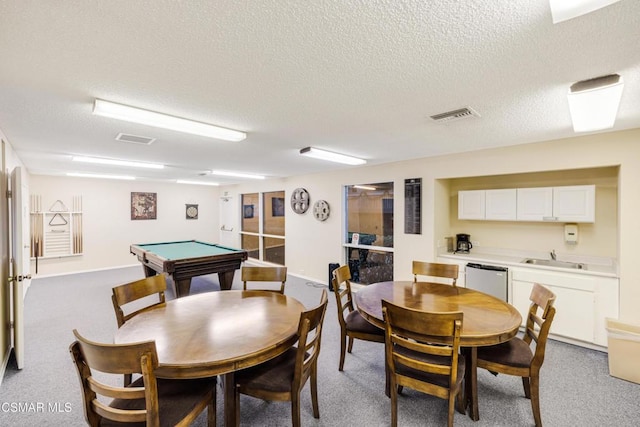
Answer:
xmin=344 ymin=182 xmax=394 ymax=284
xmin=240 ymin=191 xmax=285 ymax=265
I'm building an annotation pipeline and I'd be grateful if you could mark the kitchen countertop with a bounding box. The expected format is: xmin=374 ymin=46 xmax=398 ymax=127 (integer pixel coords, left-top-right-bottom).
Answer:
xmin=438 ymin=249 xmax=618 ymax=278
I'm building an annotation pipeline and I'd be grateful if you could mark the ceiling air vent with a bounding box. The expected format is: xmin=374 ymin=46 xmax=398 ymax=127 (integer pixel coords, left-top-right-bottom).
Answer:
xmin=115 ymin=133 xmax=156 ymax=145
xmin=429 ymin=107 xmax=480 ymax=123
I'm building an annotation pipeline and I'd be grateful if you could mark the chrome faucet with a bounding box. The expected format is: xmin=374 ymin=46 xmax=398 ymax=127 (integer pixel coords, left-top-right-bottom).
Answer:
xmin=550 ymin=249 xmax=556 ymax=260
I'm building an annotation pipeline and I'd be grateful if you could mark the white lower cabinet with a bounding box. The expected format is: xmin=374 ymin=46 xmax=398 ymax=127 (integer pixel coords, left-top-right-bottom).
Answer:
xmin=510 ymin=267 xmax=618 ymax=348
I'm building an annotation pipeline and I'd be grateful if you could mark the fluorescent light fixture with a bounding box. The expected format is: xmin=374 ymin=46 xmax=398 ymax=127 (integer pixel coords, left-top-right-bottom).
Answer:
xmin=176 ymin=180 xmax=219 ymax=186
xmin=353 ymin=185 xmax=376 ymax=191
xmin=299 ymin=147 xmax=366 ymax=165
xmin=210 ymin=170 xmax=265 ymax=180
xmin=567 ymin=74 xmax=624 ymax=133
xmin=72 ymin=155 xmax=164 ymax=169
xmin=93 ymin=99 xmax=246 ymax=142
xmin=550 ymin=0 xmax=621 ymax=23
xmin=67 ymin=172 xmax=135 ymax=180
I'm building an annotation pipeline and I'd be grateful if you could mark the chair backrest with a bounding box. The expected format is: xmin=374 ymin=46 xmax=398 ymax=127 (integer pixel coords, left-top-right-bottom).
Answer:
xmin=412 ymin=261 xmax=458 ymax=286
xmin=69 ymin=329 xmax=160 ymax=426
xmin=330 ymin=265 xmax=355 ymax=329
xmin=111 ymin=275 xmax=166 ymax=327
xmin=524 ymin=283 xmax=557 ymax=370
xmin=242 ymin=266 xmax=288 ymax=293
xmin=293 ymin=289 xmax=328 ymax=390
xmin=382 ymin=300 xmax=463 ymax=396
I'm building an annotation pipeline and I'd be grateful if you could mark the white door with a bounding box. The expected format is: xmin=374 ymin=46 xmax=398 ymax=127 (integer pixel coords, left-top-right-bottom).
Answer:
xmin=219 ymin=195 xmax=237 ymax=247
xmin=10 ymin=167 xmax=29 ymax=369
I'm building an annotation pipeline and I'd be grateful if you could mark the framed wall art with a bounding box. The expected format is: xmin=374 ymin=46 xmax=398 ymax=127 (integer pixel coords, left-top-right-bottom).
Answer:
xmin=243 ymin=204 xmax=254 ymax=219
xmin=272 ymin=197 xmax=285 ymax=217
xmin=131 ymin=192 xmax=157 ymax=220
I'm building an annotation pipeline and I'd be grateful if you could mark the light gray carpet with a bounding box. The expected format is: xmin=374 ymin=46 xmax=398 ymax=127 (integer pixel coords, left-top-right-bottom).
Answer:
xmin=1 ymin=266 xmax=639 ymax=426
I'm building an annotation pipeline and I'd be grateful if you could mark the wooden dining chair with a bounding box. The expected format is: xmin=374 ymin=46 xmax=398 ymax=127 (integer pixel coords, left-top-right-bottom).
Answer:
xmin=331 ymin=264 xmax=385 ymax=371
xmin=111 ymin=274 xmax=167 ymax=328
xmin=234 ymin=289 xmax=328 ymax=427
xmin=69 ymin=329 xmax=216 ymax=427
xmin=111 ymin=275 xmax=167 ymax=386
xmin=476 ymin=283 xmax=556 ymax=427
xmin=382 ymin=300 xmax=465 ymax=427
xmin=242 ymin=266 xmax=288 ymax=294
xmin=412 ymin=260 xmax=459 ymax=286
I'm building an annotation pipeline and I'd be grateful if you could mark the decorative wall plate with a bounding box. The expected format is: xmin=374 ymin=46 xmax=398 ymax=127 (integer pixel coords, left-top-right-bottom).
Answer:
xmin=186 ymin=204 xmax=199 ymax=219
xmin=291 ymin=188 xmax=310 ymax=214
xmin=313 ymin=200 xmax=330 ymax=221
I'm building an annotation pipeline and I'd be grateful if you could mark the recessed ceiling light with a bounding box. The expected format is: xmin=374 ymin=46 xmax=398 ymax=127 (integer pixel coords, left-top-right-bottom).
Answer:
xmin=93 ymin=99 xmax=247 ymax=142
xmin=299 ymin=147 xmax=366 ymax=165
xmin=176 ymin=180 xmax=220 ymax=186
xmin=72 ymin=155 xmax=165 ymax=169
xmin=67 ymin=172 xmax=135 ymax=180
xmin=210 ymin=170 xmax=266 ymax=180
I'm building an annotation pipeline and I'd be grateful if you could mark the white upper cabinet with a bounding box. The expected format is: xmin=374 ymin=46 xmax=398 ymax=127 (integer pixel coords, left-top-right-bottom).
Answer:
xmin=485 ymin=189 xmax=517 ymax=220
xmin=458 ymin=190 xmax=485 ymax=219
xmin=517 ymin=187 xmax=553 ymax=221
xmin=552 ymin=185 xmax=595 ymax=223
xmin=460 ymin=185 xmax=595 ymax=223
xmin=517 ymin=185 xmax=595 ymax=223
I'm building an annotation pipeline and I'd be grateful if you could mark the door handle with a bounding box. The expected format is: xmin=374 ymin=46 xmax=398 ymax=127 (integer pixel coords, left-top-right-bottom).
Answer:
xmin=7 ymin=274 xmax=31 ymax=283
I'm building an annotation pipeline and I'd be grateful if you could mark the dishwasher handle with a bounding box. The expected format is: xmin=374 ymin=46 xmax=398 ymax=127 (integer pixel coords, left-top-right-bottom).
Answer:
xmin=466 ymin=263 xmax=508 ymax=272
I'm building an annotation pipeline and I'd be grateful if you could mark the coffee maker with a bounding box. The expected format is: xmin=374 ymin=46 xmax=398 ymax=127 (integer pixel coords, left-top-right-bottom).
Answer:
xmin=455 ymin=234 xmax=472 ymax=253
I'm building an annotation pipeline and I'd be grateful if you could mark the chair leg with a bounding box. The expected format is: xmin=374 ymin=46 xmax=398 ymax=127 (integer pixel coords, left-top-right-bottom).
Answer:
xmin=390 ymin=379 xmax=398 ymax=427
xmin=455 ymin=386 xmax=466 ymax=414
xmin=347 ymin=336 xmax=354 ymax=353
xmin=447 ymin=392 xmax=455 ymax=427
xmin=292 ymin=394 xmax=301 ymax=427
xmin=207 ymin=383 xmax=216 ymax=427
xmin=522 ymin=376 xmax=531 ymax=399
xmin=529 ymin=375 xmax=542 ymax=427
xmin=310 ymin=366 xmax=320 ymax=418
xmin=339 ymin=333 xmax=347 ymax=371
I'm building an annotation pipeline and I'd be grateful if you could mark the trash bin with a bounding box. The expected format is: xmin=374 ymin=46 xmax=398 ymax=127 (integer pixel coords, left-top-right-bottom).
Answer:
xmin=606 ymin=318 xmax=640 ymax=384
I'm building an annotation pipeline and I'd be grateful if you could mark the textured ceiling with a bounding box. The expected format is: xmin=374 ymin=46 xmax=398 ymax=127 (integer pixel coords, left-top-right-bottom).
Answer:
xmin=1 ymin=1 xmax=639 ymax=184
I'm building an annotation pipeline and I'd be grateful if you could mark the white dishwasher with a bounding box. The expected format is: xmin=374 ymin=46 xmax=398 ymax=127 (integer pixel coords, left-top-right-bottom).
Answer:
xmin=465 ymin=263 xmax=508 ymax=301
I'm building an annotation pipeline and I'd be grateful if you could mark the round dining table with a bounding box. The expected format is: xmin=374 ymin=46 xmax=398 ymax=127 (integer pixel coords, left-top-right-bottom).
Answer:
xmin=355 ymin=280 xmax=522 ymax=421
xmin=114 ymin=290 xmax=305 ymax=427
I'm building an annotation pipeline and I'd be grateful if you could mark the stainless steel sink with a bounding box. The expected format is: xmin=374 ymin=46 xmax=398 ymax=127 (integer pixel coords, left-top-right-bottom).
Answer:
xmin=521 ymin=258 xmax=586 ymax=270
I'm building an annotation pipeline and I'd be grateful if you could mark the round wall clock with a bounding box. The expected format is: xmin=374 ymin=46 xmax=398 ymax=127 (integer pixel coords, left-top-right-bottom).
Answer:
xmin=313 ymin=200 xmax=330 ymax=221
xmin=290 ymin=188 xmax=310 ymax=214
xmin=185 ymin=204 xmax=199 ymax=219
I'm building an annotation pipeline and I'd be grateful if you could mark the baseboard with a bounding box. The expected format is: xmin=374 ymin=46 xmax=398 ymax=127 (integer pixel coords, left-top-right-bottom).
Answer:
xmin=31 ymin=264 xmax=140 ymax=280
xmin=0 ymin=346 xmax=12 ymax=388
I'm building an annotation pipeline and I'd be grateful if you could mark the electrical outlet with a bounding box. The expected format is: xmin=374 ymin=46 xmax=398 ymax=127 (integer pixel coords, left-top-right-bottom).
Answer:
xmin=472 ymin=240 xmax=480 ymax=247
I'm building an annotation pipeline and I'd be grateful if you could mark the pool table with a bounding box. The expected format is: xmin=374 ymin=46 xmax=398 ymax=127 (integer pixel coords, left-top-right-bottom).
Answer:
xmin=130 ymin=240 xmax=248 ymax=297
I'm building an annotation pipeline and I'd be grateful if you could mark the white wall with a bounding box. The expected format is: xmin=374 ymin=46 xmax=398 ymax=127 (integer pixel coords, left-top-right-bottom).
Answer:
xmin=222 ymin=129 xmax=640 ymax=323
xmin=28 ymin=176 xmax=220 ymax=275
xmin=23 ymin=129 xmax=640 ymax=323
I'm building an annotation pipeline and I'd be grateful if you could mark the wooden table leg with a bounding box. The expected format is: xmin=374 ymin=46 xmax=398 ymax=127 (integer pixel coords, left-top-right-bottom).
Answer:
xmin=463 ymin=347 xmax=479 ymax=421
xmin=223 ymin=372 xmax=239 ymax=427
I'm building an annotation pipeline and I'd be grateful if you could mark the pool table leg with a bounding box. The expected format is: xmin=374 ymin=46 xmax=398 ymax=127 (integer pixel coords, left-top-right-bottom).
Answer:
xmin=175 ymin=279 xmax=192 ymax=298
xmin=218 ymin=270 xmax=236 ymax=290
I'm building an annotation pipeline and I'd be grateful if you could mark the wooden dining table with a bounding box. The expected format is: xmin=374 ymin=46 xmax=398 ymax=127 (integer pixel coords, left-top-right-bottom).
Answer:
xmin=354 ymin=280 xmax=522 ymax=421
xmin=113 ymin=290 xmax=305 ymax=427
